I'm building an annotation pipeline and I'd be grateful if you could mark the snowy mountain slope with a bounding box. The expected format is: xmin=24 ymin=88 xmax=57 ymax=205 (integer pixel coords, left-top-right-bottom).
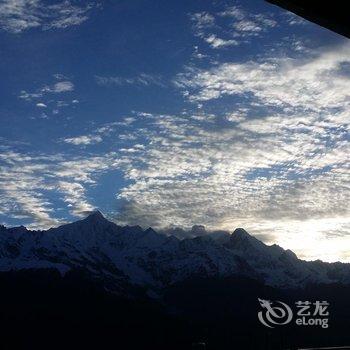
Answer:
xmin=1 ymin=211 xmax=350 ymax=292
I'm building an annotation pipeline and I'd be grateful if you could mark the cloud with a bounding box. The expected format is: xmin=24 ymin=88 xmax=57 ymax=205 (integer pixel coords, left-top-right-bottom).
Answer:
xmin=57 ymin=181 xmax=95 ymax=217
xmin=233 ymin=19 xmax=263 ymax=34
xmin=190 ymin=11 xmax=215 ymax=31
xmin=95 ymin=74 xmax=165 ymax=88
xmin=62 ymin=135 xmax=103 ymax=146
xmin=283 ymin=11 xmax=308 ymax=26
xmin=19 ymin=78 xmax=76 ymax=118
xmin=0 ymin=147 xmax=122 ymax=229
xmin=191 ymin=11 xmax=238 ymax=49
xmin=61 ymin=120 xmax=130 ymax=147
xmin=190 ymin=6 xmax=277 ymax=49
xmin=20 ymin=80 xmax=75 ymax=101
xmin=225 ymin=108 xmax=248 ymax=122
xmin=53 ymin=73 xmax=69 ymax=80
xmin=48 ymin=81 xmax=74 ymax=93
xmin=0 ymin=0 xmax=96 ymax=34
xmin=175 ymin=43 xmax=350 ymax=116
xmin=220 ymin=6 xmax=277 ymax=37
xmin=204 ymin=34 xmax=238 ymax=48
xmin=19 ymin=90 xmax=42 ymax=100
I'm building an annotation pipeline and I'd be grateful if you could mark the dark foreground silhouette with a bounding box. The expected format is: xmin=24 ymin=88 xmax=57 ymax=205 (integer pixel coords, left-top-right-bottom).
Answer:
xmin=1 ymin=269 xmax=350 ymax=350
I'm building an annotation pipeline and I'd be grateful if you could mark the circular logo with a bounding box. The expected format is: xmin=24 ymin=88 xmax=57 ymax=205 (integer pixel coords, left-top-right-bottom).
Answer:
xmin=258 ymin=298 xmax=293 ymax=328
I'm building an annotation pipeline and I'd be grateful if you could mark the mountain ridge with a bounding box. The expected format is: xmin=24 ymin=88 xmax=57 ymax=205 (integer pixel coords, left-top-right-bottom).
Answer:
xmin=1 ymin=211 xmax=350 ymax=293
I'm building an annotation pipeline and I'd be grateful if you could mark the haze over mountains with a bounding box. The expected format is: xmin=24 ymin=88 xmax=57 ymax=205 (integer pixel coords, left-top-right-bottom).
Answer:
xmin=1 ymin=211 xmax=350 ymax=293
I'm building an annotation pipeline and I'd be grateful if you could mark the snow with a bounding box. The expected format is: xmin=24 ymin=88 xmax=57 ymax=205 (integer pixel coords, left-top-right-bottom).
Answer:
xmin=1 ymin=212 xmax=350 ymax=291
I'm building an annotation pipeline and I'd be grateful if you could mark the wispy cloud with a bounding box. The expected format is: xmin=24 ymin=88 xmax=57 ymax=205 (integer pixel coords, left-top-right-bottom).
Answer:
xmin=36 ymin=102 xmax=47 ymax=108
xmin=190 ymin=11 xmax=215 ymax=30
xmin=57 ymin=181 xmax=95 ymax=217
xmin=190 ymin=6 xmax=277 ymax=49
xmin=190 ymin=11 xmax=238 ymax=49
xmin=43 ymin=81 xmax=74 ymax=93
xmin=61 ymin=119 xmax=134 ymax=147
xmin=19 ymin=77 xmax=77 ymax=118
xmin=63 ymin=135 xmax=103 ymax=146
xmin=175 ymin=43 xmax=350 ymax=115
xmin=0 ymin=147 xmax=122 ymax=228
xmin=95 ymin=73 xmax=165 ymax=88
xmin=20 ymin=80 xmax=74 ymax=101
xmin=283 ymin=11 xmax=308 ymax=26
xmin=0 ymin=0 xmax=96 ymax=34
xmin=220 ymin=6 xmax=277 ymax=37
xmin=204 ymin=34 xmax=238 ymax=48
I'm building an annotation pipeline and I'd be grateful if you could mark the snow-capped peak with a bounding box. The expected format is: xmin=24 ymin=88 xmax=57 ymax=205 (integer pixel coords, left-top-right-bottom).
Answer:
xmin=84 ymin=210 xmax=106 ymax=222
xmin=228 ymin=227 xmax=266 ymax=252
xmin=1 ymin=214 xmax=350 ymax=291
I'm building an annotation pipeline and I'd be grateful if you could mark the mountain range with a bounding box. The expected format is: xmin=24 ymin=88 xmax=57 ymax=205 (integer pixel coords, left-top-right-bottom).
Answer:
xmin=1 ymin=210 xmax=350 ymax=294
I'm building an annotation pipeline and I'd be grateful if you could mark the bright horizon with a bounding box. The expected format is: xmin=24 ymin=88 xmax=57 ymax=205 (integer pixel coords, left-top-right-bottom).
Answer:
xmin=0 ymin=0 xmax=349 ymax=263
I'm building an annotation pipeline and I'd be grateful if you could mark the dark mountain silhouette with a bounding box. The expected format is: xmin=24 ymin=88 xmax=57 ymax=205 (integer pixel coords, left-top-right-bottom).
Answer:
xmin=1 ymin=211 xmax=350 ymax=349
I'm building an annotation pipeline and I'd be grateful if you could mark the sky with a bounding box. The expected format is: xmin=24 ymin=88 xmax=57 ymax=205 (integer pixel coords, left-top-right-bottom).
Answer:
xmin=0 ymin=0 xmax=349 ymax=262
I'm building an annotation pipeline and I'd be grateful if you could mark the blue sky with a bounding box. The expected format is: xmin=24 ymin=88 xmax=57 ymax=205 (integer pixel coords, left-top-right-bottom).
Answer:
xmin=0 ymin=0 xmax=349 ymax=262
